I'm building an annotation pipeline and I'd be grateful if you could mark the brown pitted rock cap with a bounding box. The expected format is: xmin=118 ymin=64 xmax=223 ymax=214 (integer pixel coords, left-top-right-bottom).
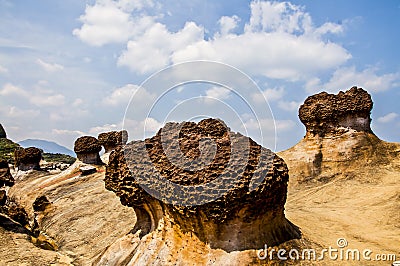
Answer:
xmin=74 ymin=136 xmax=102 ymax=154
xmin=98 ymin=130 xmax=128 ymax=147
xmin=299 ymin=86 xmax=373 ymax=136
xmin=105 ymin=118 xmax=300 ymax=251
xmin=14 ymin=147 xmax=42 ymax=167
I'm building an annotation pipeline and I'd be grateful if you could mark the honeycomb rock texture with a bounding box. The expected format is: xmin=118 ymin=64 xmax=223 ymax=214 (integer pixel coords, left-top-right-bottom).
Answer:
xmin=105 ymin=118 xmax=300 ymax=252
xmin=73 ymin=136 xmax=102 ymax=165
xmin=299 ymin=87 xmax=373 ymax=137
xmin=0 ymin=159 xmax=14 ymax=187
xmin=14 ymin=147 xmax=42 ymax=171
xmin=98 ymin=130 xmax=128 ymax=153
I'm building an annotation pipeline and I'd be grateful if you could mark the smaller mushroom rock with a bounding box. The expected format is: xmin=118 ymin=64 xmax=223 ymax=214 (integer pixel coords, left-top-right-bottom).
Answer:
xmin=299 ymin=86 xmax=373 ymax=137
xmin=73 ymin=136 xmax=102 ymax=165
xmin=14 ymin=147 xmax=42 ymax=171
xmin=98 ymin=130 xmax=128 ymax=153
xmin=0 ymin=159 xmax=14 ymax=187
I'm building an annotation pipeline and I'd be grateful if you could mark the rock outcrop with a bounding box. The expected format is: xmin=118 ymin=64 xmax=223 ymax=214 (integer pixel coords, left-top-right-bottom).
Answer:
xmin=0 ymin=124 xmax=6 ymax=139
xmin=0 ymin=159 xmax=14 ymax=187
xmin=299 ymin=86 xmax=373 ymax=137
xmin=104 ymin=118 xmax=300 ymax=263
xmin=98 ymin=130 xmax=128 ymax=153
xmin=280 ymin=86 xmax=399 ymax=185
xmin=279 ymin=87 xmax=400 ymax=261
xmin=14 ymin=147 xmax=42 ymax=171
xmin=73 ymin=136 xmax=102 ymax=165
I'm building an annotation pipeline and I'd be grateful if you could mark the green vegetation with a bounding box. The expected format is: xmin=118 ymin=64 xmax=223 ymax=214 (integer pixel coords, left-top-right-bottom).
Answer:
xmin=0 ymin=138 xmax=76 ymax=165
xmin=0 ymin=138 xmax=21 ymax=163
xmin=42 ymin=153 xmax=76 ymax=165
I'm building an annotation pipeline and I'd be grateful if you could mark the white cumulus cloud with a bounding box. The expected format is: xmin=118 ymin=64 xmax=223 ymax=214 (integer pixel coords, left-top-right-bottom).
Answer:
xmin=30 ymin=94 xmax=65 ymax=107
xmin=278 ymin=100 xmax=301 ymax=112
xmin=103 ymin=84 xmax=156 ymax=106
xmin=306 ymin=66 xmax=400 ymax=93
xmin=377 ymin=113 xmax=398 ymax=124
xmin=37 ymin=59 xmax=64 ymax=72
xmin=218 ymin=15 xmax=240 ymax=35
xmin=73 ymin=0 xmax=155 ymax=46
xmin=252 ymin=87 xmax=285 ymax=103
xmin=118 ymin=22 xmax=204 ymax=74
xmin=0 ymin=83 xmax=30 ymax=97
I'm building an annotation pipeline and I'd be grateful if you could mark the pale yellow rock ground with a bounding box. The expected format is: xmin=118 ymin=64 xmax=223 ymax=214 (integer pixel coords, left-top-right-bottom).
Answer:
xmin=280 ymin=131 xmax=400 ymax=265
xmin=0 ymin=131 xmax=399 ymax=265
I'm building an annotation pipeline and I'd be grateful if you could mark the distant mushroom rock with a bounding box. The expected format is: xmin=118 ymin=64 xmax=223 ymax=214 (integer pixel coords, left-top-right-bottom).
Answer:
xmin=0 ymin=124 xmax=6 ymax=139
xmin=14 ymin=147 xmax=42 ymax=171
xmin=0 ymin=159 xmax=14 ymax=187
xmin=104 ymin=118 xmax=301 ymax=263
xmin=98 ymin=130 xmax=128 ymax=153
xmin=299 ymin=86 xmax=373 ymax=137
xmin=73 ymin=136 xmax=102 ymax=165
xmin=279 ymin=87 xmax=400 ymax=185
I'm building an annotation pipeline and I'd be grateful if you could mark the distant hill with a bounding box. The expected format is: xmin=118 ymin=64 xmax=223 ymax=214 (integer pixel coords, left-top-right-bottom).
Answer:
xmin=18 ymin=139 xmax=75 ymax=157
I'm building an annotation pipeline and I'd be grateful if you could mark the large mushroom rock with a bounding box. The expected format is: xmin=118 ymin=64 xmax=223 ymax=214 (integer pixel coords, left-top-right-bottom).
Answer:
xmin=279 ymin=87 xmax=400 ymax=185
xmin=98 ymin=130 xmax=128 ymax=153
xmin=0 ymin=124 xmax=6 ymax=138
xmin=299 ymin=86 xmax=373 ymax=137
xmin=73 ymin=136 xmax=102 ymax=165
xmin=0 ymin=159 xmax=14 ymax=187
xmin=104 ymin=118 xmax=301 ymax=263
xmin=14 ymin=147 xmax=42 ymax=171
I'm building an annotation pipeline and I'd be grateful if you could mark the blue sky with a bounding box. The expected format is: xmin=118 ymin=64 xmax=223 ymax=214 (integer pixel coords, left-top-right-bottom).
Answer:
xmin=0 ymin=0 xmax=399 ymax=151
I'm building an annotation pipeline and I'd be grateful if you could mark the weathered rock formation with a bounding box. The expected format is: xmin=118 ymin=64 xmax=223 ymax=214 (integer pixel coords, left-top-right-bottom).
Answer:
xmin=299 ymin=86 xmax=373 ymax=137
xmin=79 ymin=165 xmax=97 ymax=176
xmin=1 ymin=162 xmax=137 ymax=265
xmin=0 ymin=124 xmax=6 ymax=139
xmin=73 ymin=136 xmax=102 ymax=165
xmin=280 ymin=86 xmax=400 ymax=185
xmin=14 ymin=147 xmax=42 ymax=171
xmin=0 ymin=159 xmax=14 ymax=187
xmin=105 ymin=118 xmax=300 ymax=263
xmin=98 ymin=130 xmax=128 ymax=153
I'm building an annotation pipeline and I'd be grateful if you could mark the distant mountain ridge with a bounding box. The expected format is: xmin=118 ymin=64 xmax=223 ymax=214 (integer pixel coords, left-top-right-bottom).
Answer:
xmin=18 ymin=139 xmax=75 ymax=157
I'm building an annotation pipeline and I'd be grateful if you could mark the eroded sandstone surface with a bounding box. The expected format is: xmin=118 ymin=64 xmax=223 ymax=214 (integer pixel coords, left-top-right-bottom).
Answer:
xmin=280 ymin=87 xmax=400 ymax=262
xmin=14 ymin=147 xmax=42 ymax=171
xmin=74 ymin=136 xmax=102 ymax=165
xmin=103 ymin=118 xmax=301 ymax=264
xmin=299 ymin=86 xmax=373 ymax=137
xmin=98 ymin=130 xmax=128 ymax=153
